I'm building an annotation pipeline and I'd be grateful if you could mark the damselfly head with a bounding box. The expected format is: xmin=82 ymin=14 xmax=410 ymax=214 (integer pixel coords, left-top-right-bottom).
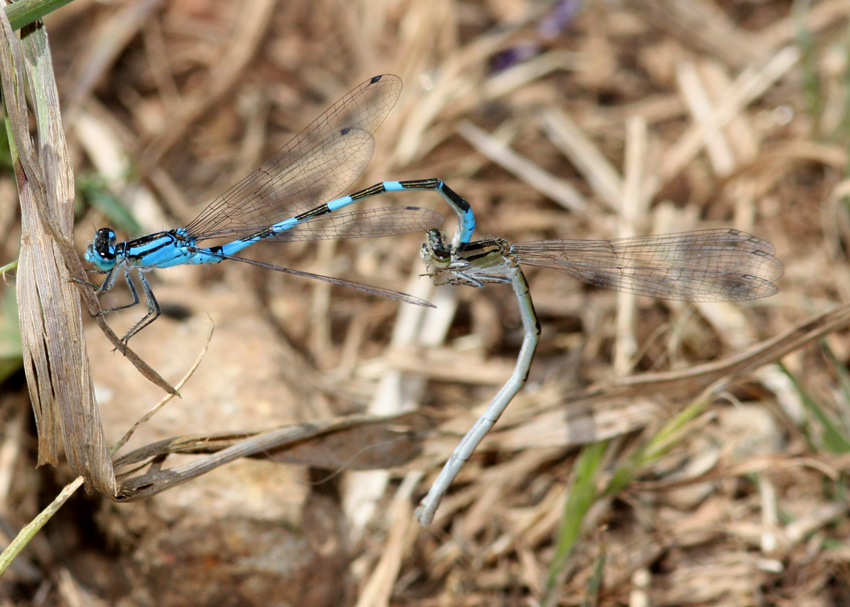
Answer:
xmin=421 ymin=229 xmax=453 ymax=269
xmin=85 ymin=227 xmax=118 ymax=271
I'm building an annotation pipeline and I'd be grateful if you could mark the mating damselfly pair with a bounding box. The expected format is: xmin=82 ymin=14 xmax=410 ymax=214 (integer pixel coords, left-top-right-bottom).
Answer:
xmin=82 ymin=74 xmax=783 ymax=525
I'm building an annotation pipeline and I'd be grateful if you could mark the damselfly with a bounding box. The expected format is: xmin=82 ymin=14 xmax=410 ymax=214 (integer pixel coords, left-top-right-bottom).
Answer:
xmin=85 ymin=75 xmax=477 ymax=343
xmin=415 ymin=227 xmax=783 ymax=525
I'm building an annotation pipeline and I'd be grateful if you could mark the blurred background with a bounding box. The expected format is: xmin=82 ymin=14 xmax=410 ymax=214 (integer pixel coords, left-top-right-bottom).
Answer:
xmin=2 ymin=0 xmax=850 ymax=605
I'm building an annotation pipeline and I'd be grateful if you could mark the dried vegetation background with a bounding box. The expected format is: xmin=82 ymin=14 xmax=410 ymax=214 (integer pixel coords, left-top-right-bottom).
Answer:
xmin=3 ymin=0 xmax=850 ymax=605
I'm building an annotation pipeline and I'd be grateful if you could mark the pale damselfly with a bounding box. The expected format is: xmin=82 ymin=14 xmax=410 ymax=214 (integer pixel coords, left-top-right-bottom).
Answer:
xmin=415 ymin=227 xmax=783 ymax=525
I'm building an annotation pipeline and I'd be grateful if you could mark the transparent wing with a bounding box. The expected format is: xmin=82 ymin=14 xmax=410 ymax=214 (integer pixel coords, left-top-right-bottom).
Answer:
xmin=512 ymin=228 xmax=784 ymax=301
xmin=214 ymin=254 xmax=435 ymax=308
xmin=268 ymin=206 xmax=444 ymax=242
xmin=186 ymin=74 xmax=402 ymax=241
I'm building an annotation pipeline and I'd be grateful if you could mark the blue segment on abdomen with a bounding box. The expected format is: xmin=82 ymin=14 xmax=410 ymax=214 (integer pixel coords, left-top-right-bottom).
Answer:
xmin=328 ymin=195 xmax=355 ymax=211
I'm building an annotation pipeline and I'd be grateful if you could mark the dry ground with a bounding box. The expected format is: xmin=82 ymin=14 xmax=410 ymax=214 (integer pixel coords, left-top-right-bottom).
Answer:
xmin=2 ymin=0 xmax=850 ymax=605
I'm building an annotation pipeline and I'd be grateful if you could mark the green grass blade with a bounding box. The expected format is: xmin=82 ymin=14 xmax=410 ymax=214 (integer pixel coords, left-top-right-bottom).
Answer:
xmin=5 ymin=0 xmax=77 ymax=31
xmin=545 ymin=440 xmax=608 ymax=597
xmin=778 ymin=361 xmax=850 ymax=453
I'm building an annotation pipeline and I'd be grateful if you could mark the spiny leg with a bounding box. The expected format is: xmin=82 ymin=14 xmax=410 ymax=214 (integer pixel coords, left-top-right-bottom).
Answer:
xmin=69 ymin=268 xmax=110 ymax=291
xmin=91 ymin=267 xmax=144 ymax=317
xmin=119 ymin=270 xmax=162 ymax=343
xmin=71 ymin=267 xmax=142 ymax=317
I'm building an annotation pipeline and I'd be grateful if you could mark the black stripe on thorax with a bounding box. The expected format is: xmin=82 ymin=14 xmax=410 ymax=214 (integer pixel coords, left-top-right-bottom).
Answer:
xmin=124 ymin=230 xmax=179 ymax=261
xmin=460 ymin=240 xmax=505 ymax=262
